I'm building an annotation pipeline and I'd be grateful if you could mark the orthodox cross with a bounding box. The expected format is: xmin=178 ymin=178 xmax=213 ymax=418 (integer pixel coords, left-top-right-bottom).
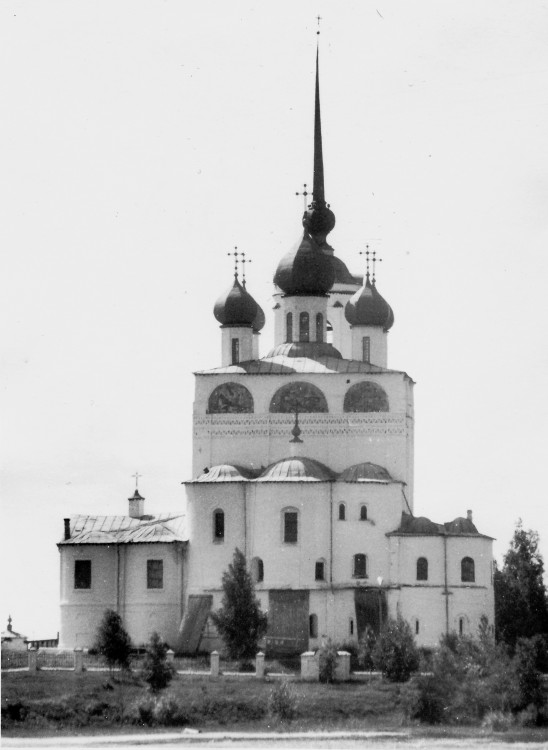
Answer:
xmin=371 ymin=250 xmax=383 ymax=285
xmin=131 ymin=471 xmax=142 ymax=491
xmin=289 ymin=402 xmax=303 ymax=444
xmin=240 ymin=252 xmax=252 ymax=289
xmin=227 ymin=247 xmax=241 ymax=278
xmin=316 ymin=15 xmax=322 ymax=34
xmin=359 ymin=245 xmax=371 ymax=281
xmin=295 ymin=183 xmax=310 ymax=212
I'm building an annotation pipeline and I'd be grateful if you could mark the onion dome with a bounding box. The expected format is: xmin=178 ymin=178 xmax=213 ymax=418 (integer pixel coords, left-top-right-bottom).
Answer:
xmin=444 ymin=517 xmax=479 ymax=535
xmin=257 ymin=456 xmax=335 ymax=482
xmin=252 ymin=301 xmax=265 ymax=333
xmin=213 ymin=277 xmax=258 ymax=326
xmin=328 ymin=254 xmax=358 ymax=285
xmin=338 ymin=462 xmax=393 ymax=483
xmin=345 ymin=277 xmax=394 ymax=331
xmin=274 ymin=233 xmax=335 ymax=296
xmin=193 ymin=464 xmax=255 ymax=482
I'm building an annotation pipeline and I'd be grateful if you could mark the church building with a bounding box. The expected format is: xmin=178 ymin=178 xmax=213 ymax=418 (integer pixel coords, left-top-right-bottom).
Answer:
xmin=58 ymin=44 xmax=494 ymax=654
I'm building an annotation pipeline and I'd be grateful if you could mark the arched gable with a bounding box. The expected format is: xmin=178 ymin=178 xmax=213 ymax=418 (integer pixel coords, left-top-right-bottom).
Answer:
xmin=343 ymin=381 xmax=389 ymax=412
xmin=208 ymin=382 xmax=254 ymax=414
xmin=269 ymin=381 xmax=328 ymax=413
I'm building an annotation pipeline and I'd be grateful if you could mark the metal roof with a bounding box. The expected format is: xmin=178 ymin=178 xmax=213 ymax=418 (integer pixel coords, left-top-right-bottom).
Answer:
xmin=257 ymin=457 xmax=336 ymax=482
xmin=58 ymin=514 xmax=187 ymax=545
xmin=196 ymin=355 xmax=410 ymax=378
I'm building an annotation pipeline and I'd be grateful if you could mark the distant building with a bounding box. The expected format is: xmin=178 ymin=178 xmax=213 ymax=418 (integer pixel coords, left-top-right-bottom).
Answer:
xmin=1 ymin=616 xmax=27 ymax=651
xmin=58 ymin=43 xmax=494 ymax=653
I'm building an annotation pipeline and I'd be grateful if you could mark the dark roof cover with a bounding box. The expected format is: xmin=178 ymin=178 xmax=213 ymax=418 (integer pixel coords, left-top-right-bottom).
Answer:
xmin=274 ymin=233 xmax=335 ymax=296
xmin=395 ymin=512 xmax=442 ymax=535
xmin=266 ymin=341 xmax=342 ymax=360
xmin=345 ymin=277 xmax=394 ymax=330
xmin=252 ymin=301 xmax=266 ymax=333
xmin=327 ymin=253 xmax=358 ymax=285
xmin=213 ymin=277 xmax=258 ymax=326
xmin=191 ymin=464 xmax=257 ymax=482
xmin=444 ymin=517 xmax=479 ymax=535
xmin=338 ymin=462 xmax=393 ymax=483
xmin=258 ymin=456 xmax=336 ymax=482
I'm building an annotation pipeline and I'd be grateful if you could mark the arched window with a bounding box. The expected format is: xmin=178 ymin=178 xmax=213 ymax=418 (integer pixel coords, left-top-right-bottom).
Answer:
xmin=208 ymin=383 xmax=254 ymax=414
xmin=461 ymin=557 xmax=475 ymax=582
xmin=213 ymin=510 xmax=224 ymax=542
xmin=309 ymin=614 xmax=318 ymax=638
xmin=344 ymin=381 xmax=389 ymax=412
xmin=286 ymin=312 xmax=293 ymax=343
xmin=416 ymin=557 xmax=428 ymax=581
xmin=362 ymin=336 xmax=370 ymax=363
xmin=316 ymin=313 xmax=324 ymax=343
xmin=231 ymin=338 xmax=240 ymax=365
xmin=459 ymin=617 xmax=465 ymax=636
xmin=338 ymin=503 xmax=346 ymax=521
xmin=251 ymin=557 xmax=264 ymax=583
xmin=270 ymin=381 xmax=328 ymax=413
xmin=283 ymin=508 xmax=298 ymax=543
xmin=359 ymin=505 xmax=368 ymax=521
xmin=415 ymin=619 xmax=420 ymax=635
xmin=299 ymin=312 xmax=310 ymax=342
xmin=315 ymin=559 xmax=325 ymax=581
xmin=353 ymin=554 xmax=367 ymax=578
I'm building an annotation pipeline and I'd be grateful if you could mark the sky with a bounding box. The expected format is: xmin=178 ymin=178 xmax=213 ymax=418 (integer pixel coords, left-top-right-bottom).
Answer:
xmin=2 ymin=1 xmax=548 ymax=639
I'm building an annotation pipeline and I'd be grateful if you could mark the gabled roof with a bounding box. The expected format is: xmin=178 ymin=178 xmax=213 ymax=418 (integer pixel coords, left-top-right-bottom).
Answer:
xmin=196 ymin=354 xmax=410 ymax=378
xmin=58 ymin=514 xmax=187 ymax=545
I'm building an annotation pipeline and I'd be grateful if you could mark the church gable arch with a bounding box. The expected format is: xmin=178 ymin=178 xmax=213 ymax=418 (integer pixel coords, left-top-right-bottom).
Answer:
xmin=270 ymin=381 xmax=328 ymax=413
xmin=343 ymin=381 xmax=389 ymax=413
xmin=207 ymin=382 xmax=254 ymax=414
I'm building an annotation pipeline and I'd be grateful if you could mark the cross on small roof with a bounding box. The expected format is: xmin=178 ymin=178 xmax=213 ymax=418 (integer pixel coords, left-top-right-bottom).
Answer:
xmin=240 ymin=252 xmax=252 ymax=288
xmin=131 ymin=471 xmax=142 ymax=490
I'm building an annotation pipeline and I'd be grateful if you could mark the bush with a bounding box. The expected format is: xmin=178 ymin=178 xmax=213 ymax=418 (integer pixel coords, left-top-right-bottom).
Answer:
xmin=482 ymin=710 xmax=513 ymax=732
xmin=358 ymin=625 xmax=377 ymax=671
xmin=268 ymin=680 xmax=298 ymax=722
xmin=154 ymin=695 xmax=188 ymax=726
xmin=403 ymin=674 xmax=449 ymax=724
xmin=94 ymin=609 xmax=132 ymax=670
xmin=318 ymin=640 xmax=338 ymax=683
xmin=140 ymin=632 xmax=175 ymax=693
xmin=372 ymin=616 xmax=419 ymax=682
xmin=514 ymin=637 xmax=545 ymax=710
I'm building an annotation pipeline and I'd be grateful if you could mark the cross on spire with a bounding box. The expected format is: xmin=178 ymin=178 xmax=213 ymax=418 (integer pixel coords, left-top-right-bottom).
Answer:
xmin=359 ymin=245 xmax=383 ymax=284
xmin=359 ymin=245 xmax=372 ymax=282
xmin=316 ymin=15 xmax=322 ymax=34
xmin=227 ymin=247 xmax=241 ymax=279
xmin=295 ymin=183 xmax=310 ymax=211
xmin=132 ymin=472 xmax=142 ymax=490
xmin=240 ymin=252 xmax=252 ymax=289
xmin=371 ymin=250 xmax=383 ymax=285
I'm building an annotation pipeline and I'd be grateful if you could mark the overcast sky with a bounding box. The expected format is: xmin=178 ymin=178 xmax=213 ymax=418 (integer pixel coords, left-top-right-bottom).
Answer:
xmin=2 ymin=1 xmax=548 ymax=638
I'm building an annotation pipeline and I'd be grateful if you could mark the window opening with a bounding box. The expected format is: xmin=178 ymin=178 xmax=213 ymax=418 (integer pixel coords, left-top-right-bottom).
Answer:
xmin=326 ymin=320 xmax=333 ymax=344
xmin=338 ymin=503 xmax=346 ymax=521
xmin=231 ymin=338 xmax=239 ymax=365
xmin=316 ymin=313 xmax=324 ymax=342
xmin=315 ymin=560 xmax=325 ymax=581
xmin=459 ymin=617 xmax=465 ymax=636
xmin=461 ymin=557 xmax=475 ymax=582
xmin=74 ymin=560 xmax=91 ymax=589
xmin=299 ymin=312 xmax=310 ymax=342
xmin=362 ymin=336 xmax=371 ymax=363
xmin=214 ymin=510 xmax=225 ymax=541
xmin=147 ymin=560 xmax=163 ymax=589
xmin=360 ymin=505 xmax=368 ymax=521
xmin=286 ymin=312 xmax=293 ymax=343
xmin=309 ymin=614 xmax=318 ymax=638
xmin=415 ymin=619 xmax=420 ymax=635
xmin=284 ymin=511 xmax=298 ymax=543
xmin=416 ymin=557 xmax=428 ymax=581
xmin=353 ymin=553 xmax=367 ymax=578
xmin=252 ymin=557 xmax=264 ymax=583
xmin=349 ymin=618 xmax=354 ymax=636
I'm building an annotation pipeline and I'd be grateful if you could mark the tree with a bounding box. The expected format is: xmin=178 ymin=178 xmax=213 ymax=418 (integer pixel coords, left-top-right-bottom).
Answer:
xmin=211 ymin=548 xmax=268 ymax=660
xmin=494 ymin=520 xmax=548 ymax=651
xmin=372 ymin=616 xmax=419 ymax=682
xmin=141 ymin=631 xmax=175 ymax=693
xmin=94 ymin=609 xmax=132 ymax=670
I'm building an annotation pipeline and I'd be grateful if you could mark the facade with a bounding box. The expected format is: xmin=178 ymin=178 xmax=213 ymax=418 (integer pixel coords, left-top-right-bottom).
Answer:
xmin=58 ymin=46 xmax=494 ymax=653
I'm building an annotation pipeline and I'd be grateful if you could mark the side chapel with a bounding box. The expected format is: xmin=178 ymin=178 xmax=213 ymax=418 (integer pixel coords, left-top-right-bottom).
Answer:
xmin=58 ymin=42 xmax=494 ymax=653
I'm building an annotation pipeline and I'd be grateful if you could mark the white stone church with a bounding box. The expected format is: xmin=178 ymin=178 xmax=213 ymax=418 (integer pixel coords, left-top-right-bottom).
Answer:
xmin=58 ymin=48 xmax=494 ymax=654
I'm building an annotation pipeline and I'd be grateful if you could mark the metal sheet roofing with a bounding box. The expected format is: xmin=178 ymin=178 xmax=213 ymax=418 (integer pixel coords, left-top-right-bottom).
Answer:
xmin=196 ymin=355 xmax=409 ymax=377
xmin=58 ymin=514 xmax=187 ymax=545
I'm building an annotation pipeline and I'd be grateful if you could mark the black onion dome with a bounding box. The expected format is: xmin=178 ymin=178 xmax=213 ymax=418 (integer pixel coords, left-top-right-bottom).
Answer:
xmin=328 ymin=254 xmax=357 ymax=285
xmin=213 ymin=277 xmax=258 ymax=326
xmin=302 ymin=202 xmax=336 ymax=243
xmin=274 ymin=233 xmax=335 ymax=296
xmin=252 ymin=301 xmax=265 ymax=333
xmin=345 ymin=278 xmax=394 ymax=330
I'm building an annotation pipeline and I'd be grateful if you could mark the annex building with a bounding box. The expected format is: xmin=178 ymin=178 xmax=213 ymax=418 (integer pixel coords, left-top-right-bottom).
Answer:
xmin=58 ymin=46 xmax=494 ymax=654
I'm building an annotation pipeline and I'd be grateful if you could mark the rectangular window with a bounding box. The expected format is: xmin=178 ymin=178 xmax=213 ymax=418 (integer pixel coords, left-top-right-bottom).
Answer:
xmin=284 ymin=511 xmax=298 ymax=543
xmin=214 ymin=511 xmax=225 ymax=541
xmin=362 ymin=336 xmax=371 ymax=363
xmin=147 ymin=560 xmax=164 ymax=589
xmin=74 ymin=559 xmax=91 ymax=589
xmin=349 ymin=618 xmax=354 ymax=636
xmin=353 ymin=554 xmax=367 ymax=578
xmin=231 ymin=338 xmax=240 ymax=365
xmin=315 ymin=561 xmax=325 ymax=581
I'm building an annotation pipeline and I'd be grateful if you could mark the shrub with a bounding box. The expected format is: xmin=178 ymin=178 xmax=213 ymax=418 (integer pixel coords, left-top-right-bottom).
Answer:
xmin=154 ymin=695 xmax=188 ymax=726
xmin=403 ymin=674 xmax=449 ymax=724
xmin=318 ymin=639 xmax=338 ymax=683
xmin=268 ymin=680 xmax=298 ymax=722
xmin=482 ymin=710 xmax=513 ymax=732
xmin=94 ymin=609 xmax=132 ymax=670
xmin=358 ymin=625 xmax=377 ymax=671
xmin=513 ymin=637 xmax=545 ymax=710
xmin=140 ymin=632 xmax=175 ymax=693
xmin=372 ymin=616 xmax=419 ymax=682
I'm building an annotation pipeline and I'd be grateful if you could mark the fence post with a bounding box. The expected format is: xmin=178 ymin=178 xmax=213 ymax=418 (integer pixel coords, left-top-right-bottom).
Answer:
xmin=210 ymin=650 xmax=220 ymax=678
xmin=28 ymin=647 xmax=38 ymax=673
xmin=255 ymin=651 xmax=265 ymax=679
xmin=300 ymin=651 xmax=319 ymax=681
xmin=166 ymin=649 xmax=175 ymax=664
xmin=74 ymin=648 xmax=84 ymax=673
xmin=335 ymin=651 xmax=351 ymax=681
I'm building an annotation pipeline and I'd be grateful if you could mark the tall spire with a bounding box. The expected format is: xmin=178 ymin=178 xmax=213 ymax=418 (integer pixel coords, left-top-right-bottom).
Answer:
xmin=303 ymin=39 xmax=336 ymax=245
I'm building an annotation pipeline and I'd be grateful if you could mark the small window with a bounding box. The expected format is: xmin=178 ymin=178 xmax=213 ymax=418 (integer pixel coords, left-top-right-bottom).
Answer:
xmin=74 ymin=560 xmax=91 ymax=589
xmin=251 ymin=557 xmax=264 ymax=583
xmin=459 ymin=617 xmax=465 ymax=636
xmin=349 ymin=618 xmax=354 ymax=636
xmin=362 ymin=336 xmax=371 ymax=363
xmin=461 ymin=557 xmax=475 ymax=583
xmin=231 ymin=338 xmax=239 ymax=365
xmin=359 ymin=505 xmax=368 ymax=521
xmin=414 ymin=619 xmax=420 ymax=635
xmin=353 ymin=553 xmax=367 ymax=578
xmin=309 ymin=614 xmax=318 ymax=638
xmin=315 ymin=560 xmax=325 ymax=581
xmin=299 ymin=312 xmax=310 ymax=342
xmin=316 ymin=313 xmax=324 ymax=342
xmin=286 ymin=312 xmax=293 ymax=343
xmin=326 ymin=320 xmax=333 ymax=344
xmin=338 ymin=503 xmax=346 ymax=521
xmin=213 ymin=510 xmax=225 ymax=541
xmin=417 ymin=557 xmax=428 ymax=581
xmin=147 ymin=560 xmax=163 ymax=589
xmin=284 ymin=510 xmax=298 ymax=543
